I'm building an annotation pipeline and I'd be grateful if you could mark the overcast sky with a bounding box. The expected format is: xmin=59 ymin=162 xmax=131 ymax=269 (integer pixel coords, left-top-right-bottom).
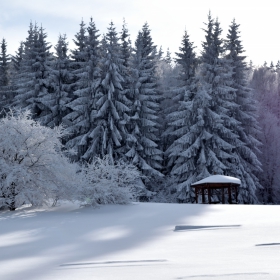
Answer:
xmin=0 ymin=0 xmax=279 ymax=66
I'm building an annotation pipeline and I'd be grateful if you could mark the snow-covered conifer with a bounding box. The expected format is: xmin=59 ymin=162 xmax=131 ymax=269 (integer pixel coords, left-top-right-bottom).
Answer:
xmin=120 ymin=19 xmax=131 ymax=69
xmin=167 ymin=15 xmax=242 ymax=202
xmin=164 ymin=48 xmax=172 ymax=65
xmin=0 ymin=39 xmax=11 ymax=110
xmin=64 ymin=19 xmax=102 ymax=161
xmin=87 ymin=22 xmax=130 ymax=162
xmin=37 ymin=34 xmax=72 ymax=127
xmin=225 ymin=19 xmax=262 ymax=203
xmin=14 ymin=23 xmax=52 ymax=118
xmin=164 ymin=30 xmax=197 ymax=175
xmin=125 ymin=23 xmax=163 ymax=178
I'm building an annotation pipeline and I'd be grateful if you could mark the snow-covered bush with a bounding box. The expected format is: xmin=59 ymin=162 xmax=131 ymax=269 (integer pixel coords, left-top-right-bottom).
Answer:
xmin=78 ymin=156 xmax=144 ymax=206
xmin=0 ymin=110 xmax=80 ymax=210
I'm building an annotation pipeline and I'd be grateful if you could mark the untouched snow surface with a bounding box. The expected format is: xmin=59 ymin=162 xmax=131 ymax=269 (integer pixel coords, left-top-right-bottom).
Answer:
xmin=1 ymin=202 xmax=280 ymax=280
xmin=191 ymin=175 xmax=241 ymax=185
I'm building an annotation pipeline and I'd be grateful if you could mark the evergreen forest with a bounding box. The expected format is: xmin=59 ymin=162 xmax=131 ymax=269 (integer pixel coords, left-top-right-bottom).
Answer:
xmin=1 ymin=14 xmax=279 ymax=205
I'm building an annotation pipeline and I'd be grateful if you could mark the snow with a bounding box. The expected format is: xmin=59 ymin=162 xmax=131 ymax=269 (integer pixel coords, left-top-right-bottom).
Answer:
xmin=1 ymin=202 xmax=280 ymax=279
xmin=191 ymin=174 xmax=241 ymax=185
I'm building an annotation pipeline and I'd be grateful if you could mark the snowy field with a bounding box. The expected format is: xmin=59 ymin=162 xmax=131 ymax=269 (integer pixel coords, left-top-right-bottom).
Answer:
xmin=1 ymin=202 xmax=280 ymax=280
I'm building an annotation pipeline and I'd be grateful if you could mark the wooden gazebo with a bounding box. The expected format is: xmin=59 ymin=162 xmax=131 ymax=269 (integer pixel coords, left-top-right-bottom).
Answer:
xmin=191 ymin=175 xmax=241 ymax=204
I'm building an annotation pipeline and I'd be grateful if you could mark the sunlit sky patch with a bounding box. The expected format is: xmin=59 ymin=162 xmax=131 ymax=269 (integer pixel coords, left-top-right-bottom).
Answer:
xmin=0 ymin=0 xmax=279 ymax=66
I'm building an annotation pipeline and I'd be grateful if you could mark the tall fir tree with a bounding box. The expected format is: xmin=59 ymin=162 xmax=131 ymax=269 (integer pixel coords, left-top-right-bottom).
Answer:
xmin=167 ymin=14 xmax=242 ymax=202
xmin=225 ymin=19 xmax=262 ymax=203
xmin=63 ymin=19 xmax=88 ymax=158
xmin=64 ymin=19 xmax=102 ymax=161
xmin=12 ymin=42 xmax=24 ymax=72
xmin=14 ymin=23 xmax=52 ymax=118
xmin=125 ymin=23 xmax=163 ymax=178
xmin=0 ymin=38 xmax=11 ymax=110
xmin=33 ymin=26 xmax=54 ymax=121
xmin=87 ymin=21 xmax=130 ymax=162
xmin=164 ymin=30 xmax=197 ymax=183
xmin=13 ymin=22 xmax=37 ymax=111
xmin=164 ymin=48 xmax=172 ymax=65
xmin=38 ymin=34 xmax=72 ymax=127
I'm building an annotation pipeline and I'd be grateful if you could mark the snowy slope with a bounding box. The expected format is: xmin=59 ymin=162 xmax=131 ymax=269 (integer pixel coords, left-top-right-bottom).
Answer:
xmin=1 ymin=202 xmax=280 ymax=280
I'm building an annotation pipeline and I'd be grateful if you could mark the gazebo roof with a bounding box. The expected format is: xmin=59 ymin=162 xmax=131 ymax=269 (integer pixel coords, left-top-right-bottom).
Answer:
xmin=191 ymin=175 xmax=241 ymax=186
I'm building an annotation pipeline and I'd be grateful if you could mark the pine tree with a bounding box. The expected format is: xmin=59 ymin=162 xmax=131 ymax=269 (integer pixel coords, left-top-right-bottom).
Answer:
xmin=225 ymin=19 xmax=262 ymax=203
xmin=63 ymin=19 xmax=88 ymax=158
xmin=13 ymin=22 xmax=37 ymax=110
xmin=8 ymin=42 xmax=24 ymax=109
xmin=125 ymin=23 xmax=163 ymax=178
xmin=37 ymin=34 xmax=72 ymax=127
xmin=164 ymin=30 xmax=197 ymax=181
xmin=87 ymin=21 xmax=130 ymax=162
xmin=64 ymin=19 xmax=102 ymax=161
xmin=158 ymin=46 xmax=164 ymax=59
xmin=0 ymin=38 xmax=11 ymax=110
xmin=14 ymin=23 xmax=52 ymax=118
xmin=120 ymin=19 xmax=131 ymax=68
xmin=119 ymin=19 xmax=132 ymax=104
xmin=164 ymin=48 xmax=172 ymax=65
xmin=12 ymin=42 xmax=24 ymax=72
xmin=167 ymin=14 xmax=242 ymax=202
xmin=33 ymin=26 xmax=54 ymax=121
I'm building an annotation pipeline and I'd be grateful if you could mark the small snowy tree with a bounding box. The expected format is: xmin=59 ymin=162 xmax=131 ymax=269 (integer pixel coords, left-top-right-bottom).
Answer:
xmin=0 ymin=110 xmax=80 ymax=211
xmin=78 ymin=156 xmax=144 ymax=206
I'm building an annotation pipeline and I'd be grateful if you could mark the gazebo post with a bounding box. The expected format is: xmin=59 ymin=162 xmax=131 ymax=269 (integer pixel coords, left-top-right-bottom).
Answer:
xmin=202 ymin=188 xmax=205 ymax=204
xmin=195 ymin=187 xmax=198 ymax=204
xmin=222 ymin=187 xmax=225 ymax=204
xmin=228 ymin=186 xmax=232 ymax=204
xmin=235 ymin=186 xmax=238 ymax=204
xmin=207 ymin=186 xmax=211 ymax=204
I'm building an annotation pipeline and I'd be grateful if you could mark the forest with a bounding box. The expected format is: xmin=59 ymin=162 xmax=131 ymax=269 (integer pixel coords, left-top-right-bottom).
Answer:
xmin=0 ymin=13 xmax=279 ymax=210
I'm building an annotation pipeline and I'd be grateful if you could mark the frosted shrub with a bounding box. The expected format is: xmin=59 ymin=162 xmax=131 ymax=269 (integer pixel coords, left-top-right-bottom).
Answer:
xmin=0 ymin=110 xmax=80 ymax=211
xmin=79 ymin=156 xmax=144 ymax=206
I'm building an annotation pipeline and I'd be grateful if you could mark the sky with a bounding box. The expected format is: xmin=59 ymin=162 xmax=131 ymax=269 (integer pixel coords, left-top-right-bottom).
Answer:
xmin=0 ymin=0 xmax=279 ymax=67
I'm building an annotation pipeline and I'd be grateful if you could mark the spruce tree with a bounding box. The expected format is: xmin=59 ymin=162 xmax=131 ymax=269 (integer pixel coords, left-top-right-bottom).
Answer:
xmin=164 ymin=30 xmax=197 ymax=184
xmin=38 ymin=34 xmax=72 ymax=127
xmin=64 ymin=19 xmax=102 ymax=161
xmin=14 ymin=23 xmax=52 ymax=118
xmin=0 ymin=38 xmax=11 ymax=110
xmin=167 ymin=15 xmax=241 ymax=202
xmin=164 ymin=48 xmax=172 ymax=65
xmin=33 ymin=26 xmax=54 ymax=121
xmin=88 ymin=21 xmax=130 ymax=162
xmin=125 ymin=23 xmax=163 ymax=178
xmin=13 ymin=22 xmax=37 ymax=111
xmin=63 ymin=20 xmax=88 ymax=158
xmin=225 ymin=19 xmax=262 ymax=203
xmin=9 ymin=42 xmax=24 ymax=108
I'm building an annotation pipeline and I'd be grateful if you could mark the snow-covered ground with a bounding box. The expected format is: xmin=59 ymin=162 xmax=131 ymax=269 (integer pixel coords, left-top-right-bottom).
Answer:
xmin=1 ymin=202 xmax=280 ymax=280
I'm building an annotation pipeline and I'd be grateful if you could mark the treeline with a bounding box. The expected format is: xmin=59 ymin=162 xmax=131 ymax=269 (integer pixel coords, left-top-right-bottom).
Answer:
xmin=0 ymin=13 xmax=278 ymax=204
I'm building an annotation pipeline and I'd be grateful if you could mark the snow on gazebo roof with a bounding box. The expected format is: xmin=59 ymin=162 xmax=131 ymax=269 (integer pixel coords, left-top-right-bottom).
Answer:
xmin=191 ymin=175 xmax=241 ymax=186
